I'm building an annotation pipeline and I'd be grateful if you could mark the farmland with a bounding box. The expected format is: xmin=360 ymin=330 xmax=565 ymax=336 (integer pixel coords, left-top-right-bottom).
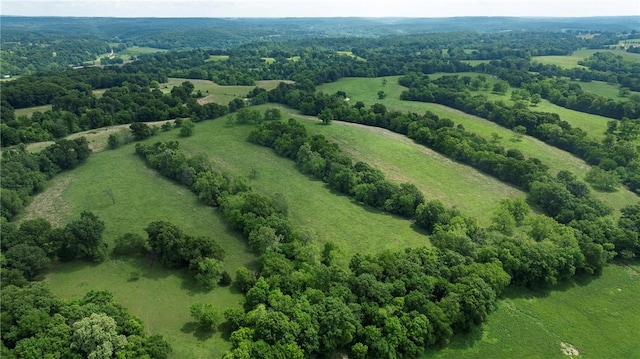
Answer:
xmin=3 ymin=18 xmax=640 ymax=359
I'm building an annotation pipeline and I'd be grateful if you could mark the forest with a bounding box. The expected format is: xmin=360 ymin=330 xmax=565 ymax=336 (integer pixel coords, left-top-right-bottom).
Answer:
xmin=1 ymin=16 xmax=639 ymax=359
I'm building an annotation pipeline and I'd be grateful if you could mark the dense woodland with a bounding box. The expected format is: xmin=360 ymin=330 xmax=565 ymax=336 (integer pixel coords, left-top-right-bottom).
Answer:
xmin=1 ymin=16 xmax=640 ymax=359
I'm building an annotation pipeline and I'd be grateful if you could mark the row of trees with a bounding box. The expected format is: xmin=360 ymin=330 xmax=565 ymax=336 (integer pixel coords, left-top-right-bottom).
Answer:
xmin=398 ymin=73 xmax=640 ymax=194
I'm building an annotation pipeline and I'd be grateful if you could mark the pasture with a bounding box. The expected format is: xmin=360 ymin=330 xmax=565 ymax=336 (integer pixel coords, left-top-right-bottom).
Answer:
xmin=316 ymin=76 xmax=638 ymax=215
xmin=24 ymin=141 xmax=254 ymax=358
xmin=162 ymin=77 xmax=291 ymax=105
xmin=532 ymin=48 xmax=640 ymax=68
xmin=427 ymin=261 xmax=640 ymax=359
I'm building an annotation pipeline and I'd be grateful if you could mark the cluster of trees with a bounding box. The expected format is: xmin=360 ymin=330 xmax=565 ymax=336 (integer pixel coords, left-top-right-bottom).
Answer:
xmin=1 ymin=212 xmax=107 ymax=288
xmin=398 ymin=73 xmax=640 ymax=194
xmin=1 ymin=283 xmax=171 ymax=358
xmin=144 ymin=221 xmax=227 ymax=288
xmin=1 ymin=138 xmax=91 ymax=220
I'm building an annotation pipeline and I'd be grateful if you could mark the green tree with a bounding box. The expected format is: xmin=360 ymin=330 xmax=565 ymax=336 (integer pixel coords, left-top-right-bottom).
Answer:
xmin=190 ymin=303 xmax=221 ymax=331
xmin=492 ymin=81 xmax=509 ymax=95
xmin=377 ymin=90 xmax=387 ymax=100
xmin=585 ymin=167 xmax=620 ymax=192
xmin=129 ymin=122 xmax=154 ymax=140
xmin=179 ymin=119 xmax=195 ymax=137
xmin=60 ymin=211 xmax=107 ymax=262
xmin=5 ymin=244 xmax=51 ymax=281
xmin=71 ymin=313 xmax=128 ymax=359
xmin=318 ymin=108 xmax=333 ymax=125
xmin=194 ymin=258 xmax=224 ymax=288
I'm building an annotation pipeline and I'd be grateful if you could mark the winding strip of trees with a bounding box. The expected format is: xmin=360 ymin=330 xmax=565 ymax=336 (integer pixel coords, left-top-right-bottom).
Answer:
xmin=398 ymin=73 xmax=640 ymax=193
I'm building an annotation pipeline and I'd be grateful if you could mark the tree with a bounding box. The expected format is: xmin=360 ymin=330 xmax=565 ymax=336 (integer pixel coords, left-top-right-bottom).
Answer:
xmin=130 ymin=122 xmax=154 ymax=140
xmin=190 ymin=303 xmax=221 ymax=331
xmin=585 ymin=167 xmax=619 ymax=192
xmin=145 ymin=221 xmax=187 ymax=268
xmin=5 ymin=244 xmax=51 ymax=281
xmin=377 ymin=90 xmax=387 ymax=100
xmin=530 ymin=93 xmax=542 ymax=106
xmin=318 ymin=108 xmax=333 ymax=125
xmin=71 ymin=313 xmax=128 ymax=359
xmin=194 ymin=258 xmax=224 ymax=288
xmin=179 ymin=119 xmax=195 ymax=137
xmin=492 ymin=81 xmax=509 ymax=95
xmin=60 ymin=211 xmax=107 ymax=262
xmin=512 ymin=125 xmax=526 ymax=141
xmin=264 ymin=108 xmax=282 ymax=121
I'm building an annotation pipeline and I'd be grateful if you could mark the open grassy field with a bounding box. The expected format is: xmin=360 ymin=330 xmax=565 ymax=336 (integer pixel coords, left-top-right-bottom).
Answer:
xmin=316 ymin=76 xmax=638 ymax=215
xmin=426 ymin=261 xmax=640 ymax=359
xmin=14 ymin=104 xmax=52 ymax=117
xmin=207 ymin=55 xmax=230 ymax=61
xmin=532 ymin=48 xmax=640 ymax=68
xmin=569 ymin=80 xmax=640 ymax=99
xmin=162 ymin=77 xmax=291 ymax=105
xmin=336 ymin=51 xmax=366 ymax=61
xmin=22 ymin=140 xmax=254 ymax=358
xmin=163 ymin=113 xmax=432 ymax=260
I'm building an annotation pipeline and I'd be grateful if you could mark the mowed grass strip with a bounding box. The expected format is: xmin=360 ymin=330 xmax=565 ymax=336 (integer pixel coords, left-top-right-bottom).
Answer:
xmin=425 ymin=262 xmax=640 ymax=359
xmin=316 ymin=77 xmax=639 ymax=215
xmin=23 ymin=143 xmax=254 ymax=359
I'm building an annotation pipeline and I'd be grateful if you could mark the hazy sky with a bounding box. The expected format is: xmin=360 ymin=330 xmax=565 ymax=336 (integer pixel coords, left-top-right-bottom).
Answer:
xmin=1 ymin=0 xmax=638 ymax=18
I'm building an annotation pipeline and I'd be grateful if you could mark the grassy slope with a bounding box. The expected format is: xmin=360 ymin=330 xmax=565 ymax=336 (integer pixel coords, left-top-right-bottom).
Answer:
xmin=568 ymin=80 xmax=640 ymax=99
xmin=427 ymin=262 xmax=640 ymax=359
xmin=316 ymin=76 xmax=638 ymax=216
xmin=171 ymin=114 xmax=431 ymax=262
xmin=24 ymin=143 xmax=254 ymax=359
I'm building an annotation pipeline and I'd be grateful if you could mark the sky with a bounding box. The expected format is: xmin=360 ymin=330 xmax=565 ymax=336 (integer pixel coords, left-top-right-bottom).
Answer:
xmin=1 ymin=0 xmax=638 ymax=18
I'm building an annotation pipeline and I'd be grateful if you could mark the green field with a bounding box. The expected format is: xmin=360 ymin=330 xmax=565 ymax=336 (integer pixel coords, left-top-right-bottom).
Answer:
xmin=569 ymin=80 xmax=639 ymax=99
xmin=207 ymin=55 xmax=230 ymax=61
xmin=23 ymin=141 xmax=254 ymax=358
xmin=532 ymin=48 xmax=640 ymax=68
xmin=14 ymin=104 xmax=52 ymax=117
xmin=336 ymin=51 xmax=366 ymax=61
xmin=162 ymin=77 xmax=291 ymax=105
xmin=316 ymin=76 xmax=638 ymax=215
xmin=18 ymin=73 xmax=640 ymax=359
xmin=427 ymin=262 xmax=640 ymax=359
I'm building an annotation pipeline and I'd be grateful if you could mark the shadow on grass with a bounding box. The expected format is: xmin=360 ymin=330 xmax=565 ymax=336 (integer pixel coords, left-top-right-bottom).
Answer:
xmin=423 ymin=324 xmax=485 ymax=356
xmin=181 ymin=322 xmax=215 ymax=341
xmin=502 ymin=269 xmax=603 ymax=301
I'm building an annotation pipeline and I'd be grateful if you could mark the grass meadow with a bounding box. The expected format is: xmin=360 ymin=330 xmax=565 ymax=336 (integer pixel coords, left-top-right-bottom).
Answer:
xmin=316 ymin=76 xmax=638 ymax=216
xmin=532 ymin=48 xmax=640 ymax=68
xmin=426 ymin=262 xmax=640 ymax=359
xmin=22 ymin=143 xmax=255 ymax=358
xmin=20 ymin=77 xmax=640 ymax=358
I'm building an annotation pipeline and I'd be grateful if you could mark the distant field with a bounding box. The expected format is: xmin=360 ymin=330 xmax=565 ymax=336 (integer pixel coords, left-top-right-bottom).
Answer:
xmin=14 ymin=104 xmax=52 ymax=117
xmin=569 ymin=80 xmax=640 ymax=99
xmin=24 ymin=140 xmax=254 ymax=358
xmin=261 ymin=57 xmax=276 ymax=64
xmin=207 ymin=55 xmax=230 ymax=61
xmin=316 ymin=76 xmax=638 ymax=215
xmin=532 ymin=48 xmax=640 ymax=68
xmin=336 ymin=51 xmax=366 ymax=61
xmin=427 ymin=262 xmax=640 ymax=359
xmin=162 ymin=77 xmax=292 ymax=105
